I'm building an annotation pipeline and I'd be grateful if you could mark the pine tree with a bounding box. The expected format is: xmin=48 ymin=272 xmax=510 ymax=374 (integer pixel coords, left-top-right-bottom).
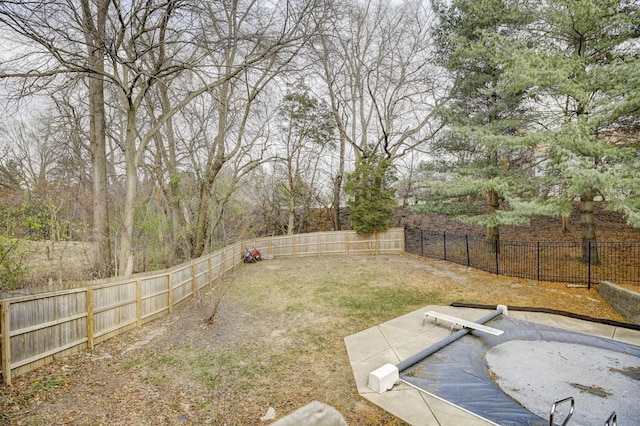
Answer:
xmin=276 ymin=85 xmax=336 ymax=235
xmin=417 ymin=0 xmax=537 ymax=249
xmin=420 ymin=0 xmax=640 ymax=262
xmin=501 ymin=0 xmax=640 ymax=262
xmin=345 ymin=150 xmax=397 ymax=235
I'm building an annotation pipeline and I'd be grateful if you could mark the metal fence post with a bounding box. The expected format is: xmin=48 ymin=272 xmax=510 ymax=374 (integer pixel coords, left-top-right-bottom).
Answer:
xmin=443 ymin=231 xmax=447 ymax=261
xmin=466 ymin=235 xmax=470 ymax=266
xmin=588 ymin=241 xmax=592 ymax=290
xmin=495 ymin=241 xmax=499 ymax=275
xmin=537 ymin=242 xmax=540 ymax=282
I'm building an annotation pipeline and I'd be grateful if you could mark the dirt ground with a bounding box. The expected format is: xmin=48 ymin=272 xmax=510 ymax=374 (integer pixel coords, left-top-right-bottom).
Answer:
xmin=397 ymin=203 xmax=640 ymax=242
xmin=0 ymin=253 xmax=631 ymax=426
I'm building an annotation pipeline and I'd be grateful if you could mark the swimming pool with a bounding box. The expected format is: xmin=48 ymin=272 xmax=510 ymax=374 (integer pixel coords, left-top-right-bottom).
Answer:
xmin=401 ymin=314 xmax=640 ymax=425
xmin=345 ymin=305 xmax=640 ymax=426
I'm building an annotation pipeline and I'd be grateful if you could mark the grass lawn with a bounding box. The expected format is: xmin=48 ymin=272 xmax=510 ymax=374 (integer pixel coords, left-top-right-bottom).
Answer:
xmin=0 ymin=254 xmax=624 ymax=425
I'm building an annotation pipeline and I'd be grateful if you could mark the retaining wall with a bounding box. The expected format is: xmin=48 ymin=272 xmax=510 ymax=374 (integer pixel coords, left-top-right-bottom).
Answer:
xmin=598 ymin=281 xmax=640 ymax=325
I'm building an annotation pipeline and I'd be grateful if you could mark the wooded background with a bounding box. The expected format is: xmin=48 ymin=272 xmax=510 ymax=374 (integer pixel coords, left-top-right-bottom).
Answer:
xmin=1 ymin=0 xmax=638 ymax=288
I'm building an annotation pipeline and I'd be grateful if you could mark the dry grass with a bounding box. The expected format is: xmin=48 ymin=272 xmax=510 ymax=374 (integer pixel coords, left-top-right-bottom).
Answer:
xmin=1 ymin=239 xmax=96 ymax=293
xmin=0 ymin=254 xmax=627 ymax=425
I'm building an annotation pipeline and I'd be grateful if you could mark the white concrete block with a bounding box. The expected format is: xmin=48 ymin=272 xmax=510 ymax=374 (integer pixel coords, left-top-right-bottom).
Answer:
xmin=497 ymin=304 xmax=508 ymax=316
xmin=368 ymin=363 xmax=399 ymax=393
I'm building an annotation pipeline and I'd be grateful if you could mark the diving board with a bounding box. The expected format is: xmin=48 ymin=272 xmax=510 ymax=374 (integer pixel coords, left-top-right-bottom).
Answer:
xmin=423 ymin=311 xmax=504 ymax=336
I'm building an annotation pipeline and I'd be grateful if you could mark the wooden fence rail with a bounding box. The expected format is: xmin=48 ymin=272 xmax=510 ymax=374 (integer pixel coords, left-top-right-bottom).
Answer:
xmin=0 ymin=229 xmax=404 ymax=385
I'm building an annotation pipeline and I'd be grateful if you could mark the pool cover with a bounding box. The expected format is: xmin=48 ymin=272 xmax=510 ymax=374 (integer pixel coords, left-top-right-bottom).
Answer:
xmin=400 ymin=315 xmax=640 ymax=426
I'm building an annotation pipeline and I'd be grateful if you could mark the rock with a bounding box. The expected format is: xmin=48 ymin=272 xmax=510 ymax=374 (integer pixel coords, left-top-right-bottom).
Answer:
xmin=260 ymin=407 xmax=276 ymax=421
xmin=270 ymin=401 xmax=347 ymax=426
xmin=124 ymin=327 xmax=166 ymax=353
xmin=91 ymin=352 xmax=112 ymax=361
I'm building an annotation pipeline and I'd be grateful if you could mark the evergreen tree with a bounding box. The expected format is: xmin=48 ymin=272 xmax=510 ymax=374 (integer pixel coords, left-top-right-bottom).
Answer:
xmin=276 ymin=85 xmax=336 ymax=235
xmin=501 ymin=0 xmax=640 ymax=261
xmin=345 ymin=150 xmax=397 ymax=235
xmin=420 ymin=0 xmax=640 ymax=263
xmin=417 ymin=0 xmax=537 ymax=249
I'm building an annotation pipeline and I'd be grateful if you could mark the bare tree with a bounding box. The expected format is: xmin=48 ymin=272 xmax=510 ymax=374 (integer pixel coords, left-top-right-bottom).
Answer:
xmin=102 ymin=0 xmax=194 ymax=275
xmin=314 ymin=0 xmax=446 ymax=228
xmin=79 ymin=0 xmax=113 ymax=277
xmin=0 ymin=0 xmax=114 ymax=275
xmin=186 ymin=0 xmax=322 ymax=257
xmin=1 ymin=0 xmax=442 ymax=273
xmin=320 ymin=0 xmax=445 ymax=160
xmin=143 ymin=74 xmax=187 ymax=259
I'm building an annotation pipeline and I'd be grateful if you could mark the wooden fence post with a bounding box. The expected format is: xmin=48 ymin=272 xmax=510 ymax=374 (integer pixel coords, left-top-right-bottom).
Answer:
xmin=345 ymin=232 xmax=350 ymax=255
xmin=1 ymin=300 xmax=11 ymax=385
xmin=136 ymin=279 xmax=142 ymax=327
xmin=191 ymin=262 xmax=197 ymax=296
xmin=404 ymin=227 xmax=408 ymax=253
xmin=208 ymin=256 xmax=213 ymax=287
xmin=168 ymin=273 xmax=174 ymax=314
xmin=86 ymin=288 xmax=94 ymax=350
xmin=221 ymin=250 xmax=226 ymax=279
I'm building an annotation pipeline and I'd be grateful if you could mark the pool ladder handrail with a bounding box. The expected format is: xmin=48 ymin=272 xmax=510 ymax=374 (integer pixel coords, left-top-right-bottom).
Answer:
xmin=604 ymin=411 xmax=617 ymax=426
xmin=549 ymin=397 xmax=574 ymax=426
xmin=549 ymin=399 xmax=618 ymax=426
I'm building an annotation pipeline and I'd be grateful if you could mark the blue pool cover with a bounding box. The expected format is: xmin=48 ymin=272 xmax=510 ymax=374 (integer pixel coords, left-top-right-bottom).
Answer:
xmin=400 ymin=315 xmax=640 ymax=426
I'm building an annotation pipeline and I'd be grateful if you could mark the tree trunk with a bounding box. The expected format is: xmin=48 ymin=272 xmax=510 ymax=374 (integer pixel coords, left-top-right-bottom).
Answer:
xmin=317 ymin=29 xmax=348 ymax=232
xmin=486 ymin=189 xmax=500 ymax=253
xmin=287 ymin=196 xmax=295 ymax=236
xmin=117 ymin=107 xmax=139 ymax=276
xmin=333 ymin=137 xmax=345 ymax=231
xmin=580 ymin=190 xmax=599 ymax=264
xmin=81 ymin=0 xmax=113 ymax=277
xmin=333 ymin=173 xmax=342 ymax=231
xmin=89 ymin=75 xmax=112 ymax=277
xmin=155 ymin=19 xmax=184 ymax=255
xmin=146 ymin=86 xmax=185 ymax=259
xmin=192 ymin=124 xmax=226 ymax=258
xmin=192 ymin=157 xmax=225 ymax=258
xmin=192 ymin=178 xmax=212 ymax=259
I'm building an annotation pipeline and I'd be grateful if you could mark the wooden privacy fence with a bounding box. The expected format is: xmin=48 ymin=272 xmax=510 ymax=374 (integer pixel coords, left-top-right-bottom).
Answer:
xmin=0 ymin=228 xmax=404 ymax=385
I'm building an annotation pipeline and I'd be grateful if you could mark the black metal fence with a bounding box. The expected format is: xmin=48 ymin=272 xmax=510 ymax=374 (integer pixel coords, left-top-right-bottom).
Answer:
xmin=404 ymin=227 xmax=640 ymax=289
